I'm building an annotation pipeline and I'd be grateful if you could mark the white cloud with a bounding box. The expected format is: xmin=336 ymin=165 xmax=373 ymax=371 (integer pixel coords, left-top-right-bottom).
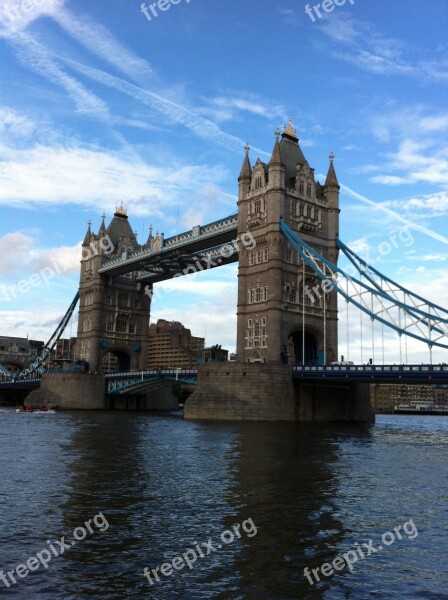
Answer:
xmin=10 ymin=31 xmax=111 ymax=120
xmin=278 ymin=7 xmax=300 ymax=27
xmin=0 ymin=142 xmax=229 ymax=215
xmin=201 ymin=94 xmax=286 ymax=124
xmin=0 ymin=0 xmax=67 ymax=37
xmin=320 ymin=15 xmax=448 ymax=82
xmin=387 ymin=192 xmax=448 ymax=216
xmin=370 ymin=175 xmax=410 ymax=186
xmin=53 ymin=7 xmax=153 ymax=82
xmin=0 ymin=107 xmax=37 ymax=139
xmin=0 ymin=232 xmax=79 ymax=276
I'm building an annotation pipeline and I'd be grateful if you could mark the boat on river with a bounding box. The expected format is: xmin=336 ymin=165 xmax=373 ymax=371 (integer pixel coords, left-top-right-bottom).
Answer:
xmin=15 ymin=405 xmax=57 ymax=414
xmin=393 ymin=400 xmax=448 ymax=415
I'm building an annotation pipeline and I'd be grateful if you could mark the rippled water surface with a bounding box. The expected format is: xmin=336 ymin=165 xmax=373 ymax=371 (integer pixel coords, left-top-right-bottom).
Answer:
xmin=0 ymin=410 xmax=447 ymax=599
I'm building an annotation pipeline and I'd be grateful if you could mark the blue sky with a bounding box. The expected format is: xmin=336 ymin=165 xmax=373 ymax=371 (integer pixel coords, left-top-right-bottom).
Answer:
xmin=0 ymin=0 xmax=447 ymax=363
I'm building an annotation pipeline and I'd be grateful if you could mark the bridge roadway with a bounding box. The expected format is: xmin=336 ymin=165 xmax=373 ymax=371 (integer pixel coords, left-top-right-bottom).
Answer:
xmin=98 ymin=213 xmax=239 ymax=282
xmin=105 ymin=364 xmax=448 ymax=394
xmin=0 ymin=378 xmax=41 ymax=389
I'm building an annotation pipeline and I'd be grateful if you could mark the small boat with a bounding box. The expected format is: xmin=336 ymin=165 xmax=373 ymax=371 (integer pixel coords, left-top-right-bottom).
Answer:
xmin=15 ymin=405 xmax=57 ymax=414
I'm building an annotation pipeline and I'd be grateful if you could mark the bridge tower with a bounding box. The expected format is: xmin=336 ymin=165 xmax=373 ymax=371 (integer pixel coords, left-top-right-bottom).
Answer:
xmin=77 ymin=205 xmax=150 ymax=374
xmin=236 ymin=119 xmax=340 ymax=365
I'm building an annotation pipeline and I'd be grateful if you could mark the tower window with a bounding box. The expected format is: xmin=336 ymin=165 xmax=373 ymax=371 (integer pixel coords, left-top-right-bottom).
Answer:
xmin=299 ymin=181 xmax=305 ymax=195
xmin=116 ymin=318 xmax=127 ymax=333
xmin=118 ymin=294 xmax=128 ymax=308
xmin=307 ymin=183 xmax=312 ymax=198
xmin=248 ymin=286 xmax=267 ymax=304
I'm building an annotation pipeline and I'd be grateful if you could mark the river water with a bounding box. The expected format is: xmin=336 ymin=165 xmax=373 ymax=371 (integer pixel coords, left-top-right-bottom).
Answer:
xmin=0 ymin=410 xmax=447 ymax=599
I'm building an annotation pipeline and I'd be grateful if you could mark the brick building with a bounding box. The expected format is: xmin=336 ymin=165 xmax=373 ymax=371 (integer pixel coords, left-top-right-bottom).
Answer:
xmin=147 ymin=319 xmax=204 ymax=369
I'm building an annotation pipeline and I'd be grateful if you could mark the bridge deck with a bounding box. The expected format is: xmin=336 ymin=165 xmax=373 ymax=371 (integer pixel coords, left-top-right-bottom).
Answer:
xmin=98 ymin=214 xmax=238 ymax=279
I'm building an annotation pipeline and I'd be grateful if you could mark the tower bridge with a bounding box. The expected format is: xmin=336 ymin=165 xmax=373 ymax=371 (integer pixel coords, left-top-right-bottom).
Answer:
xmin=2 ymin=118 xmax=447 ymax=421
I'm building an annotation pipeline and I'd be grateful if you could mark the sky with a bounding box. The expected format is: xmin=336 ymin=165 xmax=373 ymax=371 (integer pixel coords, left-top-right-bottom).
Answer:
xmin=0 ymin=0 xmax=447 ymax=364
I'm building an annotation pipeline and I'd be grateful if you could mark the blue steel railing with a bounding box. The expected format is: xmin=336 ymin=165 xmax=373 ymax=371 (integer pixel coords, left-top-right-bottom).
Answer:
xmin=105 ymin=369 xmax=198 ymax=394
xmin=293 ymin=364 xmax=448 ymax=380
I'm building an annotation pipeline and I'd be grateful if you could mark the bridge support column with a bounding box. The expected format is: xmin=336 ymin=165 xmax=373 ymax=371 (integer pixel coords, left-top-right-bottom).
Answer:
xmin=184 ymin=364 xmax=375 ymax=423
xmin=294 ymin=381 xmax=375 ymax=422
xmin=184 ymin=363 xmax=297 ymax=421
xmin=25 ymin=373 xmax=106 ymax=409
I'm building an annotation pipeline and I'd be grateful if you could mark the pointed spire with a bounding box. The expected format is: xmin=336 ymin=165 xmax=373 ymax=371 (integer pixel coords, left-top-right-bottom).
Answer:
xmin=98 ymin=212 xmax=107 ymax=236
xmin=146 ymin=225 xmax=153 ymax=248
xmin=269 ymin=130 xmax=283 ymax=167
xmin=83 ymin=220 xmax=92 ymax=246
xmin=325 ymin=152 xmax=339 ymax=188
xmin=238 ymin=143 xmax=252 ymax=181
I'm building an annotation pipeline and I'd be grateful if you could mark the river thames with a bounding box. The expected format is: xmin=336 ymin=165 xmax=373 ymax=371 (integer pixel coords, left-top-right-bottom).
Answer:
xmin=0 ymin=411 xmax=447 ymax=599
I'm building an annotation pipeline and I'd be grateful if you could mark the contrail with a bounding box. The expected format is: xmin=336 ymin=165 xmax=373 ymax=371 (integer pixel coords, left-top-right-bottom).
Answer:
xmin=341 ymin=183 xmax=448 ymax=245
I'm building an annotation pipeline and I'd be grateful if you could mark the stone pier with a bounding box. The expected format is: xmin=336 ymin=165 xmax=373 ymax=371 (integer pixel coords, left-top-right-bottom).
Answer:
xmin=25 ymin=373 xmax=179 ymax=411
xmin=26 ymin=373 xmax=106 ymax=409
xmin=184 ymin=363 xmax=375 ymax=423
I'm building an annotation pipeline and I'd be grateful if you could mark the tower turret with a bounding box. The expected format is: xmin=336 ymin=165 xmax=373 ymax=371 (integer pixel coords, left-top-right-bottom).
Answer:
xmin=324 ymin=152 xmax=340 ymax=257
xmin=238 ymin=143 xmax=252 ymax=199
xmin=268 ymin=128 xmax=285 ymax=190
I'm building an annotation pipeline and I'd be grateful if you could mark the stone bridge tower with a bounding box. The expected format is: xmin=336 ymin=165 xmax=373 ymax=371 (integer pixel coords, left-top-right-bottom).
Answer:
xmin=236 ymin=119 xmax=340 ymax=365
xmin=77 ymin=204 xmax=150 ymax=374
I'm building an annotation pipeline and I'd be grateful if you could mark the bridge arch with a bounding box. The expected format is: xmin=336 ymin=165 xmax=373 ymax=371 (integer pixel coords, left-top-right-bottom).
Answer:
xmin=287 ymin=327 xmax=321 ymax=366
xmin=101 ymin=349 xmax=131 ymax=374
